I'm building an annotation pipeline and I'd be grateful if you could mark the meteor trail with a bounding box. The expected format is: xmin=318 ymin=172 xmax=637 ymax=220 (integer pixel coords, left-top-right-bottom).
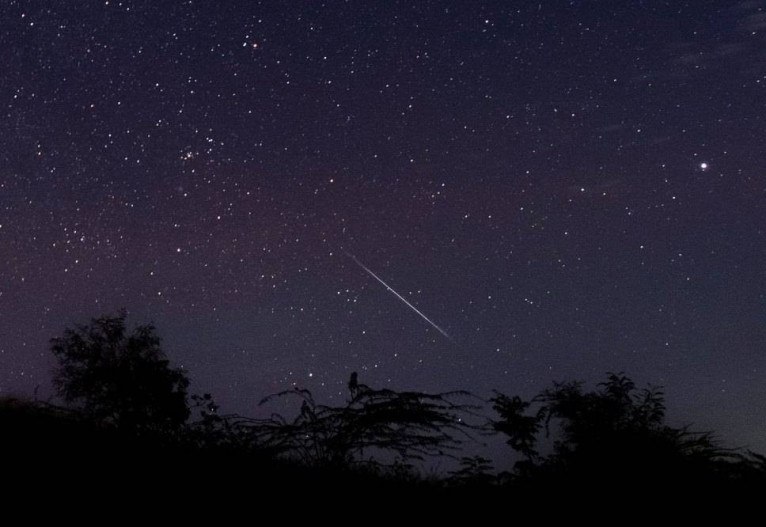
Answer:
xmin=345 ymin=251 xmax=452 ymax=340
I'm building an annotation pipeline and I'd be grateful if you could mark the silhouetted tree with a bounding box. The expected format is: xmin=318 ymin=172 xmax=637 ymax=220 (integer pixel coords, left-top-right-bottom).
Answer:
xmin=492 ymin=373 xmax=738 ymax=487
xmin=491 ymin=393 xmax=541 ymax=461
xmin=246 ymin=373 xmax=478 ymax=469
xmin=51 ymin=312 xmax=190 ymax=432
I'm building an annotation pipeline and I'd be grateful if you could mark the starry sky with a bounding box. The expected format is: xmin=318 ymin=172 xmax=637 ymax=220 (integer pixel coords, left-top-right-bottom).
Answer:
xmin=1 ymin=1 xmax=765 ymax=455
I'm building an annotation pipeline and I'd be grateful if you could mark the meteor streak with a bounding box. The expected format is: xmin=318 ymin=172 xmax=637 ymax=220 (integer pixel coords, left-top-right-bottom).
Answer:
xmin=345 ymin=251 xmax=452 ymax=340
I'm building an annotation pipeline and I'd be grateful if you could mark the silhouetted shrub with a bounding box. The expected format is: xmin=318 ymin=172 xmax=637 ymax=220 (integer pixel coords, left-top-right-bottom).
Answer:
xmin=243 ymin=373 xmax=478 ymax=469
xmin=51 ymin=311 xmax=190 ymax=432
xmin=491 ymin=373 xmax=747 ymax=488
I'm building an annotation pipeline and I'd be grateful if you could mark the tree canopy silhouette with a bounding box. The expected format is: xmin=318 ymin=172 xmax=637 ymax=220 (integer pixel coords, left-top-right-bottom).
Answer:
xmin=492 ymin=373 xmax=738 ymax=487
xmin=51 ymin=312 xmax=190 ymax=432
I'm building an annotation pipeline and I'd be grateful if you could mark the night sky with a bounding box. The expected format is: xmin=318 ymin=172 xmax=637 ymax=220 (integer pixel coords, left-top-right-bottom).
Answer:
xmin=2 ymin=1 xmax=765 ymax=455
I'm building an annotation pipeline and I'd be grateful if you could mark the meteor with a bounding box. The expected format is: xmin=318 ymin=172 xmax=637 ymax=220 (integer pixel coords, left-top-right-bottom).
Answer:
xmin=345 ymin=251 xmax=452 ymax=340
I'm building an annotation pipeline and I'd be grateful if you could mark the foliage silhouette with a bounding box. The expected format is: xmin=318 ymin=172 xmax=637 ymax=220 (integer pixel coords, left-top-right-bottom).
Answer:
xmin=241 ymin=373 xmax=479 ymax=469
xmin=448 ymin=455 xmax=495 ymax=486
xmin=185 ymin=392 xmax=265 ymax=453
xmin=27 ymin=310 xmax=766 ymax=496
xmin=51 ymin=311 xmax=190 ymax=432
xmin=491 ymin=372 xmax=745 ymax=488
xmin=491 ymin=393 xmax=541 ymax=461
